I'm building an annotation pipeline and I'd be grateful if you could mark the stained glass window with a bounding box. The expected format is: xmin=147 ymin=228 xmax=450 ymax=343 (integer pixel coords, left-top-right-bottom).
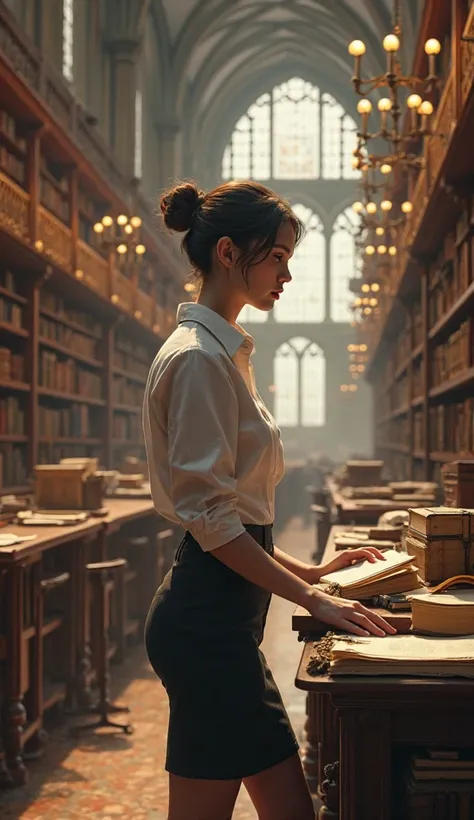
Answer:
xmin=62 ymin=0 xmax=74 ymax=82
xmin=274 ymin=337 xmax=326 ymax=427
xmin=330 ymin=207 xmax=361 ymax=322
xmin=222 ymin=77 xmax=358 ymax=181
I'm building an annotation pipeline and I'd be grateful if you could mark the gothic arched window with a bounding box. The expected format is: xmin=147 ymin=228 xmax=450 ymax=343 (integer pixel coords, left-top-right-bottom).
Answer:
xmin=330 ymin=207 xmax=361 ymax=322
xmin=222 ymin=77 xmax=358 ymax=181
xmin=274 ymin=337 xmax=326 ymax=427
xmin=62 ymin=0 xmax=74 ymax=81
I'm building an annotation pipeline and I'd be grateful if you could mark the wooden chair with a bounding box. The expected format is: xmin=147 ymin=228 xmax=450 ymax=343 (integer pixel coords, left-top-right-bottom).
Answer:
xmin=75 ymin=559 xmax=132 ymax=735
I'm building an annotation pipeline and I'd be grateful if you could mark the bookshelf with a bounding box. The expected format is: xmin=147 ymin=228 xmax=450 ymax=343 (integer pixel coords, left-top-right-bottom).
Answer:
xmin=365 ymin=0 xmax=474 ymax=483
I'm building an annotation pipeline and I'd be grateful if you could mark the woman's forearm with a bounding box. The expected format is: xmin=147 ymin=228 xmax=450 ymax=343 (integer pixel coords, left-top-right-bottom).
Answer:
xmin=273 ymin=545 xmax=313 ymax=583
xmin=212 ymin=532 xmax=314 ymax=608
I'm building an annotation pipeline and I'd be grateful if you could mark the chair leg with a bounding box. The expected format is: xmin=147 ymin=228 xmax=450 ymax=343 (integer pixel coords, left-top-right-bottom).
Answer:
xmin=73 ymin=567 xmax=133 ymax=735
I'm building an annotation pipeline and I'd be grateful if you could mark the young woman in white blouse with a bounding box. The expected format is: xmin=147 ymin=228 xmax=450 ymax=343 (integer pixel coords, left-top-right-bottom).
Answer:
xmin=143 ymin=180 xmax=395 ymax=820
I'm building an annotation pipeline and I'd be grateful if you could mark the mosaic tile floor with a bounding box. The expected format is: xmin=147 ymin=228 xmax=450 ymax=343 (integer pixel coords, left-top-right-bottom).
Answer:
xmin=0 ymin=520 xmax=315 ymax=819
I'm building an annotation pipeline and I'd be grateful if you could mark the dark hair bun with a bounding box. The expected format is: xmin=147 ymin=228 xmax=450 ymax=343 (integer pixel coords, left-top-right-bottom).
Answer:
xmin=160 ymin=182 xmax=205 ymax=233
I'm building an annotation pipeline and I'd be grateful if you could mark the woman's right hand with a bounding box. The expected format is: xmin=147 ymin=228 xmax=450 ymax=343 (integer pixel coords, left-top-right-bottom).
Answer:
xmin=306 ymin=589 xmax=397 ymax=637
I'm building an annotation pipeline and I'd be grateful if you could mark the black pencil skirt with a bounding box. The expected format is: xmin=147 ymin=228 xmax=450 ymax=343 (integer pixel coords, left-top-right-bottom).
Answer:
xmin=144 ymin=523 xmax=299 ymax=780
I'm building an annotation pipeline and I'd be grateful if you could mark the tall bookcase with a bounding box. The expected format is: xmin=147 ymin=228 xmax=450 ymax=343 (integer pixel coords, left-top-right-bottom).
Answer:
xmin=367 ymin=0 xmax=474 ymax=482
xmin=0 ymin=27 xmax=183 ymax=493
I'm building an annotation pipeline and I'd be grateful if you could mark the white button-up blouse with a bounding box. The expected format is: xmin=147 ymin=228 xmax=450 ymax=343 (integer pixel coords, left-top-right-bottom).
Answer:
xmin=143 ymin=302 xmax=285 ymax=551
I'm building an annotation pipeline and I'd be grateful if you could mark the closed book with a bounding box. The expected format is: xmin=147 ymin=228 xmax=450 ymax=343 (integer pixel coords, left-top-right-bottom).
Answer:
xmin=409 ymin=576 xmax=474 ymax=636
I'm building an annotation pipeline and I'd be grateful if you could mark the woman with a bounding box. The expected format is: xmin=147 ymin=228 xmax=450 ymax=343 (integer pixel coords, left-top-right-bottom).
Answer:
xmin=143 ymin=180 xmax=395 ymax=820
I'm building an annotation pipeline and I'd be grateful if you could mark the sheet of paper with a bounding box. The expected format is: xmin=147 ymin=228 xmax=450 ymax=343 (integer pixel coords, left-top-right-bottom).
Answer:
xmin=332 ymin=633 xmax=474 ymax=662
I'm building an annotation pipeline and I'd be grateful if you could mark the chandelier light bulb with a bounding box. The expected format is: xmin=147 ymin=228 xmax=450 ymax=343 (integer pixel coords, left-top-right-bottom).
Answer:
xmin=360 ymin=344 xmax=368 ymax=351
xmin=376 ymin=227 xmax=385 ymax=236
xmin=349 ymin=39 xmax=366 ymax=56
xmin=401 ymin=201 xmax=413 ymax=213
xmin=383 ymin=33 xmax=400 ymax=52
xmin=377 ymin=97 xmax=392 ymax=112
xmin=381 ymin=199 xmax=393 ymax=211
xmin=364 ymin=307 xmax=372 ymax=315
xmin=117 ymin=244 xmax=127 ymax=255
xmin=354 ymin=297 xmax=362 ymax=306
xmin=366 ymin=202 xmax=377 ymax=214
xmin=135 ymin=244 xmax=146 ymax=255
xmin=424 ymin=38 xmax=441 ymax=56
xmin=102 ymin=215 xmax=113 ymax=227
xmin=352 ymin=157 xmax=359 ymax=169
xmin=419 ymin=100 xmax=434 ymax=116
xmin=380 ymin=163 xmax=392 ymax=174
xmin=361 ymin=284 xmax=370 ymax=292
xmin=377 ymin=244 xmax=387 ymax=255
xmin=124 ymin=224 xmax=134 ymax=234
xmin=130 ymin=216 xmax=142 ymax=228
xmin=389 ymin=246 xmax=397 ymax=256
xmin=93 ymin=222 xmax=104 ymax=233
xmin=365 ymin=245 xmax=376 ymax=255
xmin=369 ymin=299 xmax=378 ymax=307
xmin=357 ymin=98 xmax=373 ymax=114
xmin=352 ymin=201 xmax=364 ymax=213
xmin=407 ymin=93 xmax=422 ymax=109
xmin=371 ymin=284 xmax=380 ymax=292
xmin=117 ymin=214 xmax=128 ymax=226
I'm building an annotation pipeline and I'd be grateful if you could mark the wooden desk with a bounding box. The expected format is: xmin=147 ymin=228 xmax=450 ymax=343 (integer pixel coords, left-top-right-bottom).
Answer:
xmin=296 ymin=642 xmax=474 ymax=820
xmin=0 ymin=519 xmax=102 ymax=787
xmin=0 ymin=498 xmax=172 ymax=789
xmin=326 ymin=478 xmax=410 ymax=526
xmin=293 ymin=525 xmax=474 ymax=819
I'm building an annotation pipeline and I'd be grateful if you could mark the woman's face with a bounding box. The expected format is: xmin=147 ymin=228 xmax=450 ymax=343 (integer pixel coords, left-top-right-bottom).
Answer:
xmin=232 ymin=220 xmax=296 ymax=313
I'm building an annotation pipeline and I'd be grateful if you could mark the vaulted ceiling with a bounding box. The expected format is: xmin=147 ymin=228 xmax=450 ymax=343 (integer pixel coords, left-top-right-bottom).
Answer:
xmin=140 ymin=0 xmax=424 ymax=175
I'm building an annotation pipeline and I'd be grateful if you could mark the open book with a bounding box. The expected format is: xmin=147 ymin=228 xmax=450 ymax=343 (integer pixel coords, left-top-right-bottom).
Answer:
xmin=409 ymin=576 xmax=474 ymax=636
xmin=309 ymin=633 xmax=474 ymax=677
xmin=318 ymin=549 xmax=421 ymax=600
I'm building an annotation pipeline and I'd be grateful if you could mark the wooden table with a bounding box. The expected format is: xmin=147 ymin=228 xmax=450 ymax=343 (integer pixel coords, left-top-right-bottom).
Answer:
xmin=293 ymin=525 xmax=474 ymax=819
xmin=325 ymin=478 xmax=410 ymax=526
xmin=0 ymin=498 xmax=174 ymax=788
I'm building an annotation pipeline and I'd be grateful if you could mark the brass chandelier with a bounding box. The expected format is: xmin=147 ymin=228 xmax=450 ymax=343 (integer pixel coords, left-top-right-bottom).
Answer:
xmin=348 ymin=0 xmax=442 ymax=174
xmin=93 ymin=213 xmax=146 ymax=270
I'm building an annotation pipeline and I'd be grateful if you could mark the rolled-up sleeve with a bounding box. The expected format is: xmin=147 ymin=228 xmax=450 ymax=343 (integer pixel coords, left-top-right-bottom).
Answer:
xmin=163 ymin=348 xmax=246 ymax=551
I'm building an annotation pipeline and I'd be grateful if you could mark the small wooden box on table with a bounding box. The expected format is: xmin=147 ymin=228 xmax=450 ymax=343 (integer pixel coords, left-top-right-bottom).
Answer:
xmin=293 ymin=526 xmax=474 ymax=820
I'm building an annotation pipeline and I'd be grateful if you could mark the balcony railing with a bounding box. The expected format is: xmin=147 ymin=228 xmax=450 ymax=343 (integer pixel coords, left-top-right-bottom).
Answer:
xmin=461 ymin=5 xmax=474 ymax=108
xmin=0 ymin=172 xmax=30 ymax=241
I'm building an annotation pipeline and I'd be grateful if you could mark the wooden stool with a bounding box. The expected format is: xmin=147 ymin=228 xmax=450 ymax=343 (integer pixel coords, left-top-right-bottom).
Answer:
xmin=75 ymin=559 xmax=132 ymax=735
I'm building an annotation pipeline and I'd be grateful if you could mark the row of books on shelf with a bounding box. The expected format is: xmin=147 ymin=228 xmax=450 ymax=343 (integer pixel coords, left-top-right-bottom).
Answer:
xmin=40 ymin=291 xmax=102 ymax=338
xmin=112 ymin=350 xmax=149 ymax=380
xmin=112 ymin=377 xmax=144 ymax=407
xmin=0 ymin=397 xmax=26 ymax=435
xmin=0 ymin=110 xmax=27 ymax=153
xmin=39 ymin=403 xmax=97 ymax=439
xmin=413 ymin=362 xmax=423 ymax=398
xmin=0 ymin=296 xmax=23 ymax=329
xmin=412 ymin=302 xmax=422 ymax=348
xmin=40 ymin=352 xmax=103 ymax=398
xmin=0 ymin=444 xmax=27 ymax=489
xmin=428 ymin=399 xmax=473 ymax=454
xmin=39 ymin=316 xmax=100 ymax=361
xmin=0 ymin=268 xmax=23 ymax=297
xmin=428 ymin=213 xmax=472 ymax=328
xmin=0 ymin=348 xmax=25 ymax=382
xmin=40 ymin=176 xmax=69 ymax=224
xmin=113 ymin=413 xmax=142 ymax=441
xmin=431 ymin=320 xmax=471 ymax=387
xmin=0 ymin=145 xmax=24 ymax=185
xmin=115 ymin=336 xmax=150 ymax=366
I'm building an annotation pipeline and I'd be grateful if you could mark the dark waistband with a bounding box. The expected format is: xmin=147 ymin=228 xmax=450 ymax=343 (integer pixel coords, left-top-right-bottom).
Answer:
xmin=244 ymin=523 xmax=273 ymax=548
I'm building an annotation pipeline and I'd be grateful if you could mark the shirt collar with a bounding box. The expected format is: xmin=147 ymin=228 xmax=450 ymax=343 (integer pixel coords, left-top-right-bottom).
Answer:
xmin=177 ymin=302 xmax=255 ymax=359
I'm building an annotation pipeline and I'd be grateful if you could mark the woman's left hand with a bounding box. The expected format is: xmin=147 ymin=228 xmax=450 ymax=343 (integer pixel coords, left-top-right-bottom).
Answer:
xmin=306 ymin=547 xmax=387 ymax=584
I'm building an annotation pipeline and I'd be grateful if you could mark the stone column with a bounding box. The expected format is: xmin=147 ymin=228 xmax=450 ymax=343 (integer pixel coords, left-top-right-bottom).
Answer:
xmin=108 ymin=38 xmax=141 ymax=180
xmin=155 ymin=117 xmax=182 ymax=188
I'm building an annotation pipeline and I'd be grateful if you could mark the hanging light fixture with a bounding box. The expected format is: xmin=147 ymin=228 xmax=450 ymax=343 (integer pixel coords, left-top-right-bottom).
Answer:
xmin=93 ymin=213 xmax=147 ymax=272
xmin=348 ymin=0 xmax=441 ymax=173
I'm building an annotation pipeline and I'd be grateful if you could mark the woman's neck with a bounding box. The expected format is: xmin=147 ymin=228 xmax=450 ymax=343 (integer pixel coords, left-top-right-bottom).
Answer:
xmin=196 ymin=284 xmax=243 ymax=326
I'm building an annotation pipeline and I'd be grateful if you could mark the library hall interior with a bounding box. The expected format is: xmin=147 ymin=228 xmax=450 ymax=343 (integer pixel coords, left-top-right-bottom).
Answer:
xmin=0 ymin=0 xmax=474 ymax=818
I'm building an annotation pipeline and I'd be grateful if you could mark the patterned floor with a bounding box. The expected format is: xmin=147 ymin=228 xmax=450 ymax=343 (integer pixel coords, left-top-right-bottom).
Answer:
xmin=0 ymin=520 xmax=314 ymax=819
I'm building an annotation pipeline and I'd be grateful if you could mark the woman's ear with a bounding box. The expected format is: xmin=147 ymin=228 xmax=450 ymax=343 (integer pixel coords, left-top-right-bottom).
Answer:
xmin=216 ymin=236 xmax=235 ymax=268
